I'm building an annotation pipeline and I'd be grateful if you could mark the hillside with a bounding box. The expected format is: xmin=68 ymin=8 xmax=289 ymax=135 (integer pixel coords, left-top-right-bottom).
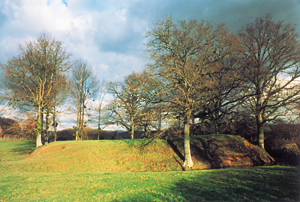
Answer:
xmin=1 ymin=135 xmax=274 ymax=173
xmin=0 ymin=138 xmax=299 ymax=202
xmin=171 ymin=135 xmax=274 ymax=169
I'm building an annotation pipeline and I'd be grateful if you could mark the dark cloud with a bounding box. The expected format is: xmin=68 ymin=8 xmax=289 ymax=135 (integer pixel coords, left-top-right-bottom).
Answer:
xmin=97 ymin=26 xmax=143 ymax=55
xmin=127 ymin=0 xmax=300 ymax=33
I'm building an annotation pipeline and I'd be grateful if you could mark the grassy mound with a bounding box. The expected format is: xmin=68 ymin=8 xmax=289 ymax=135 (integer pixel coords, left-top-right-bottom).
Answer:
xmin=1 ymin=135 xmax=274 ymax=173
xmin=170 ymin=134 xmax=274 ymax=169
xmin=2 ymin=139 xmax=183 ymax=173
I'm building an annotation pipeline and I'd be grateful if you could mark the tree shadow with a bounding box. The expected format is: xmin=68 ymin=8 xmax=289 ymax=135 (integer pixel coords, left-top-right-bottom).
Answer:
xmin=10 ymin=140 xmax=36 ymax=155
xmin=113 ymin=167 xmax=300 ymax=202
xmin=167 ymin=139 xmax=184 ymax=161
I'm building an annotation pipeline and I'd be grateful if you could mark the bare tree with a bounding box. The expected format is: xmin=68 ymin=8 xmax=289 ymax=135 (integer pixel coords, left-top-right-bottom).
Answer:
xmin=146 ymin=17 xmax=240 ymax=169
xmin=94 ymin=80 xmax=106 ymax=140
xmin=71 ymin=59 xmax=99 ymax=140
xmin=238 ymin=14 xmax=300 ymax=149
xmin=106 ymin=71 xmax=157 ymax=139
xmin=44 ymin=73 xmax=70 ymax=143
xmin=194 ymin=49 xmax=243 ymax=134
xmin=1 ymin=32 xmax=72 ymax=147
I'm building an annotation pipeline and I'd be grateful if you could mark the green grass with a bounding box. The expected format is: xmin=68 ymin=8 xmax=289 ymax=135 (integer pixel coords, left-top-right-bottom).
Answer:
xmin=0 ymin=140 xmax=299 ymax=201
xmin=0 ymin=139 xmax=183 ymax=173
xmin=0 ymin=140 xmax=35 ymax=161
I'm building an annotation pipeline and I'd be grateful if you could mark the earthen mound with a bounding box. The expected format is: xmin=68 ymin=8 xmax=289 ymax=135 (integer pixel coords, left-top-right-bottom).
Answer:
xmin=169 ymin=135 xmax=274 ymax=169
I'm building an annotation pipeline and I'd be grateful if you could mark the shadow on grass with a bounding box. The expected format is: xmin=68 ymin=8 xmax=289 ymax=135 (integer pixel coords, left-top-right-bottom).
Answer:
xmin=10 ymin=140 xmax=36 ymax=155
xmin=115 ymin=166 xmax=300 ymax=202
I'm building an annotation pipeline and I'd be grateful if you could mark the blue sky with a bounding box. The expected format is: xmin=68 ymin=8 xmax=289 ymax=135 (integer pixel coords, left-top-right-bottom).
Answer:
xmin=0 ymin=0 xmax=300 ymax=129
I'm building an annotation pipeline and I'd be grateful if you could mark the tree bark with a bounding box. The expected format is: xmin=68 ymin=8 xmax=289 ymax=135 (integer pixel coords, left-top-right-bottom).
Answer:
xmin=183 ymin=111 xmax=193 ymax=169
xmin=76 ymin=92 xmax=81 ymax=141
xmin=98 ymin=103 xmax=101 ymax=140
xmin=53 ymin=105 xmax=57 ymax=142
xmin=81 ymin=101 xmax=85 ymax=140
xmin=131 ymin=121 xmax=135 ymax=139
xmin=255 ymin=91 xmax=265 ymax=149
xmin=256 ymin=111 xmax=265 ymax=149
xmin=36 ymin=105 xmax=43 ymax=148
xmin=45 ymin=107 xmax=50 ymax=144
xmin=214 ymin=123 xmax=220 ymax=134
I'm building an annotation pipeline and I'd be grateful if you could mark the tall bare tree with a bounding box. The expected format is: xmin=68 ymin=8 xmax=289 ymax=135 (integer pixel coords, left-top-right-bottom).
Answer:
xmin=146 ymin=17 xmax=241 ymax=169
xmin=1 ymin=32 xmax=72 ymax=147
xmin=238 ymin=14 xmax=300 ymax=149
xmin=93 ymin=80 xmax=106 ymax=140
xmin=44 ymin=73 xmax=70 ymax=143
xmin=106 ymin=71 xmax=157 ymax=139
xmin=71 ymin=59 xmax=99 ymax=140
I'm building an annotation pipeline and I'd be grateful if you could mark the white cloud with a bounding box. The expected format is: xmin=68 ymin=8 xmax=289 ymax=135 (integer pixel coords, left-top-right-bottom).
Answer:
xmin=1 ymin=0 xmax=71 ymax=33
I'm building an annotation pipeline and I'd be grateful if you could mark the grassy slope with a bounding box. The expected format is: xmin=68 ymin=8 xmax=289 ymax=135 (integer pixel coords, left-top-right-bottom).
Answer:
xmin=0 ymin=140 xmax=299 ymax=201
xmin=1 ymin=139 xmax=183 ymax=173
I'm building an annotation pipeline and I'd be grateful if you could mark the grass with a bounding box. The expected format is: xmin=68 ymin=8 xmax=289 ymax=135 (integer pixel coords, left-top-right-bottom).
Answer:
xmin=0 ymin=140 xmax=299 ymax=201
xmin=0 ymin=139 xmax=183 ymax=173
xmin=0 ymin=140 xmax=36 ymax=161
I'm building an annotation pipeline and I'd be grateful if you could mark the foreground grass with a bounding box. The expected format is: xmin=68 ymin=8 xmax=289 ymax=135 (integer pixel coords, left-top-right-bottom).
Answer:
xmin=1 ymin=166 xmax=299 ymax=201
xmin=0 ymin=140 xmax=299 ymax=201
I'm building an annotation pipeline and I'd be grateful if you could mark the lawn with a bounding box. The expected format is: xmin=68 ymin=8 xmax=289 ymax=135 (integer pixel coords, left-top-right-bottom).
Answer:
xmin=0 ymin=140 xmax=36 ymax=161
xmin=0 ymin=140 xmax=299 ymax=201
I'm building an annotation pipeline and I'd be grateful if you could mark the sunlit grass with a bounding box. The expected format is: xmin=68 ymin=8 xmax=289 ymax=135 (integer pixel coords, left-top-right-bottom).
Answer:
xmin=0 ymin=140 xmax=299 ymax=201
xmin=0 ymin=139 xmax=183 ymax=173
xmin=0 ymin=166 xmax=299 ymax=201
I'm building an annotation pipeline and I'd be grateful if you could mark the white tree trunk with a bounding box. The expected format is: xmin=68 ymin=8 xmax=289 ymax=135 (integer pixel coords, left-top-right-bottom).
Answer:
xmin=183 ymin=111 xmax=193 ymax=169
xmin=257 ymin=111 xmax=265 ymax=149
xmin=36 ymin=105 xmax=43 ymax=148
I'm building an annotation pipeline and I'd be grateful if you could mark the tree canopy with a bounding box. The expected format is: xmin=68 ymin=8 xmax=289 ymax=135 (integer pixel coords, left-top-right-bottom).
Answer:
xmin=1 ymin=32 xmax=72 ymax=147
xmin=238 ymin=14 xmax=300 ymax=148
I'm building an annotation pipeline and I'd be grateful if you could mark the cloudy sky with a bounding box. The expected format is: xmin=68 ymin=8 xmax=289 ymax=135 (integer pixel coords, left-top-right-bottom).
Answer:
xmin=1 ymin=0 xmax=300 ymax=130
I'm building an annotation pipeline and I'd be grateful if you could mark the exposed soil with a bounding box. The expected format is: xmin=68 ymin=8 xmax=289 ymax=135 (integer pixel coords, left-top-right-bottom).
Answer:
xmin=169 ymin=135 xmax=275 ymax=169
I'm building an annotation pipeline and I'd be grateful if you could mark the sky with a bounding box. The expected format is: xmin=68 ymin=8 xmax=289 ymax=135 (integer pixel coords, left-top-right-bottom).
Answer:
xmin=1 ymin=0 xmax=300 ymax=130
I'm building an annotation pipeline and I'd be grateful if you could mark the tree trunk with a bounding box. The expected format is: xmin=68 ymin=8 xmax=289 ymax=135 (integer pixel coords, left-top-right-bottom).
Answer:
xmin=81 ymin=101 xmax=85 ymax=140
xmin=256 ymin=111 xmax=265 ymax=149
xmin=131 ymin=122 xmax=135 ymax=139
xmin=130 ymin=116 xmax=135 ymax=139
xmin=36 ymin=105 xmax=43 ymax=148
xmin=214 ymin=123 xmax=219 ymax=134
xmin=256 ymin=92 xmax=265 ymax=149
xmin=76 ymin=93 xmax=81 ymax=141
xmin=97 ymin=105 xmax=102 ymax=140
xmin=45 ymin=107 xmax=50 ymax=144
xmin=158 ymin=101 xmax=162 ymax=131
xmin=53 ymin=105 xmax=57 ymax=142
xmin=183 ymin=111 xmax=193 ymax=169
xmin=53 ymin=70 xmax=57 ymax=142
